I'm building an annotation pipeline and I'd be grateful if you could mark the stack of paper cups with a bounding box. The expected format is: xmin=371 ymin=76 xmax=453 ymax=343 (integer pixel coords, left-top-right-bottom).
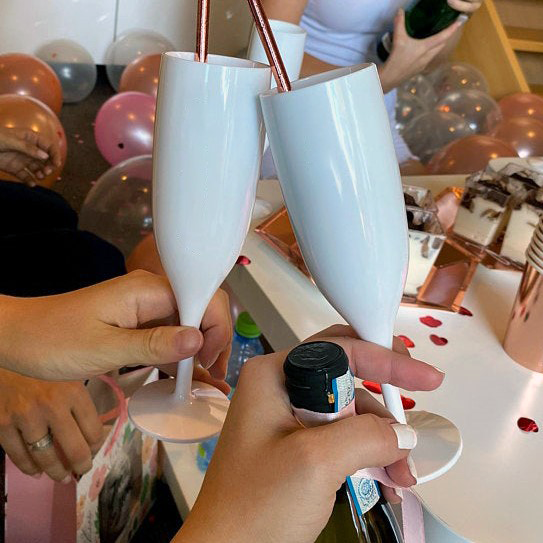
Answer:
xmin=504 ymin=217 xmax=543 ymax=372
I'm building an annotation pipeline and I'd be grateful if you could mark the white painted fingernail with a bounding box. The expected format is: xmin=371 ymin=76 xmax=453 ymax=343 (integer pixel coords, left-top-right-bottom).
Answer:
xmin=32 ymin=472 xmax=42 ymax=479
xmin=393 ymin=488 xmax=403 ymax=498
xmin=391 ymin=423 xmax=417 ymax=449
xmin=407 ymin=457 xmax=418 ymax=482
xmin=61 ymin=475 xmax=72 ymax=485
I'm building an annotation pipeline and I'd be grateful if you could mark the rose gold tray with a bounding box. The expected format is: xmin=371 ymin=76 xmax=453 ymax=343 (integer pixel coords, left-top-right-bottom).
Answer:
xmin=255 ymin=201 xmax=479 ymax=313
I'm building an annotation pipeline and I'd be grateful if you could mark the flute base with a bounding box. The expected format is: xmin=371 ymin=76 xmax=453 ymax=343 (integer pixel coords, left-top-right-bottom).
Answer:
xmin=407 ymin=410 xmax=462 ymax=484
xmin=128 ymin=378 xmax=230 ymax=443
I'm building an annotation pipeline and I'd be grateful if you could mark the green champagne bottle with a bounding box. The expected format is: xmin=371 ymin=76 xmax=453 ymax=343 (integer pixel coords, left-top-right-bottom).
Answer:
xmin=377 ymin=0 xmax=462 ymax=62
xmin=284 ymin=342 xmax=403 ymax=543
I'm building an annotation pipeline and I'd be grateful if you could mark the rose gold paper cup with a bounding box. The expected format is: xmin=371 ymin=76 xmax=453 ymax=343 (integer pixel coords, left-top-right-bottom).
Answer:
xmin=504 ymin=262 xmax=543 ymax=372
xmin=504 ymin=220 xmax=543 ymax=371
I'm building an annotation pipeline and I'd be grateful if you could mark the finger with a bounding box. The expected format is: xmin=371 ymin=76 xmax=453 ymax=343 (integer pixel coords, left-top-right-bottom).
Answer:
xmin=425 ymin=19 xmax=463 ymax=48
xmin=309 ymin=336 xmax=444 ymax=391
xmin=101 ymin=324 xmax=203 ymax=372
xmin=355 ymin=388 xmax=391 ymax=420
xmin=71 ymin=391 xmax=105 ymax=455
xmin=95 ymin=271 xmax=179 ymax=326
xmin=193 ymin=365 xmax=231 ymax=396
xmin=307 ymin=325 xmax=412 ymax=356
xmin=14 ymin=165 xmax=37 ymax=186
xmin=49 ymin=411 xmax=93 ymax=475
xmin=381 ymin=485 xmax=402 ymax=504
xmin=208 ymin=344 xmax=231 ymax=381
xmin=386 ymin=456 xmax=417 ymax=488
xmin=0 ymin=425 xmax=41 ymax=476
xmin=20 ymin=426 xmax=70 ymax=483
xmin=199 ymin=289 xmax=233 ymax=371
xmin=5 ymin=131 xmax=50 ymax=161
xmin=300 ymin=414 xmax=415 ymax=481
xmin=448 ymin=0 xmax=480 ymax=13
xmin=393 ymin=9 xmax=407 ymax=39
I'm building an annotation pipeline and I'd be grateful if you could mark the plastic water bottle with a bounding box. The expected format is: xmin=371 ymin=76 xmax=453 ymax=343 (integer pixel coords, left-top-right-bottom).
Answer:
xmin=226 ymin=311 xmax=265 ymax=389
xmin=197 ymin=312 xmax=265 ymax=472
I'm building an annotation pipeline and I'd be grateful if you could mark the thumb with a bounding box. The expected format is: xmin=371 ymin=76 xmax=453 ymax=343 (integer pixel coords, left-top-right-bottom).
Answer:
xmin=303 ymin=414 xmax=416 ymax=481
xmin=113 ymin=325 xmax=203 ymax=368
xmin=393 ymin=9 xmax=407 ymax=38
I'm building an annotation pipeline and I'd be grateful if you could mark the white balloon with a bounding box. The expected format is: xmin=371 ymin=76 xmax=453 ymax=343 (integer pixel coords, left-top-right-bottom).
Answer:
xmin=395 ymin=90 xmax=428 ymax=133
xmin=36 ymin=39 xmax=97 ymax=103
xmin=105 ymin=30 xmax=174 ymax=90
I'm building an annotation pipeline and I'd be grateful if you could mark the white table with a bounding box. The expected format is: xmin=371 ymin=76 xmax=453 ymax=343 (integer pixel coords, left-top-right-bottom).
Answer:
xmin=163 ymin=175 xmax=543 ymax=542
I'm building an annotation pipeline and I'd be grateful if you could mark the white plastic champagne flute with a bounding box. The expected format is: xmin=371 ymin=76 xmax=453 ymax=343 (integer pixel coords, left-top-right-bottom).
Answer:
xmin=128 ymin=52 xmax=271 ymax=443
xmin=260 ymin=63 xmax=462 ymax=482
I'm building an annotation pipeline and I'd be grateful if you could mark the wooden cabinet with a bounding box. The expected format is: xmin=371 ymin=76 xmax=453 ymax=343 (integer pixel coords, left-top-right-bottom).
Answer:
xmin=453 ymin=0 xmax=543 ymax=99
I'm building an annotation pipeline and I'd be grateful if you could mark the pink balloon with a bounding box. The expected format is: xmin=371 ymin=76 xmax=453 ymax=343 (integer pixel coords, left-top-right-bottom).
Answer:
xmin=94 ymin=91 xmax=155 ymax=165
xmin=428 ymin=135 xmax=518 ymax=174
xmin=493 ymin=116 xmax=543 ymax=158
xmin=499 ymin=93 xmax=543 ymax=124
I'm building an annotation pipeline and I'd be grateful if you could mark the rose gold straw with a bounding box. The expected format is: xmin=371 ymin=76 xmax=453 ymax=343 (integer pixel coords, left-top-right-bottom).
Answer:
xmin=246 ymin=0 xmax=291 ymax=92
xmin=196 ymin=0 xmax=210 ymax=62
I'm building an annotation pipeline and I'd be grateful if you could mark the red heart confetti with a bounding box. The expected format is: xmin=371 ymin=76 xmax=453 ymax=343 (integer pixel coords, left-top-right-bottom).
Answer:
xmin=398 ymin=335 xmax=415 ymax=348
xmin=459 ymin=306 xmax=473 ymax=316
xmin=363 ymin=380 xmax=382 ymax=394
xmin=430 ymin=334 xmax=448 ymax=346
xmin=236 ymin=255 xmax=251 ymax=266
xmin=420 ymin=316 xmax=442 ymax=328
xmin=517 ymin=417 xmax=539 ymax=433
xmin=362 ymin=381 xmax=415 ymax=409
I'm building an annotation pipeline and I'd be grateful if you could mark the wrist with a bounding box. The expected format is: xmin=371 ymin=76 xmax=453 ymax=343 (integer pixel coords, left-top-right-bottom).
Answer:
xmin=377 ymin=63 xmax=396 ymax=94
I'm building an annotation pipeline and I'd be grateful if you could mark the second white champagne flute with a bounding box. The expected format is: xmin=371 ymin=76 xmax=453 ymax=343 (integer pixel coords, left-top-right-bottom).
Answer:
xmin=260 ymin=63 xmax=462 ymax=482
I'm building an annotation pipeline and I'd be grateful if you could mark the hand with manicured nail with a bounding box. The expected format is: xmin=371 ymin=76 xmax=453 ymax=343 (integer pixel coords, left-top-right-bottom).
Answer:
xmin=0 ymin=127 xmax=62 ymax=185
xmin=127 ymin=234 xmax=233 ymax=385
xmin=0 ymin=270 xmax=205 ymax=380
xmin=175 ymin=328 xmax=444 ymax=543
xmin=0 ymin=368 xmax=103 ymax=483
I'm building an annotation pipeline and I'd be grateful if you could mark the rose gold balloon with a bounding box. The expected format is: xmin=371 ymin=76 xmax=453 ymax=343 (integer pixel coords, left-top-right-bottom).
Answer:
xmin=0 ymin=94 xmax=67 ymax=187
xmin=493 ymin=116 xmax=543 ymax=158
xmin=118 ymin=53 xmax=161 ymax=98
xmin=499 ymin=93 xmax=543 ymax=124
xmin=0 ymin=53 xmax=63 ymax=114
xmin=428 ymin=135 xmax=518 ymax=174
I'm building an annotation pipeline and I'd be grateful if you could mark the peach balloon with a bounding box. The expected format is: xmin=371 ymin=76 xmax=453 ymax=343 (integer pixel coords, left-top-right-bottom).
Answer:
xmin=0 ymin=53 xmax=63 ymax=114
xmin=0 ymin=94 xmax=67 ymax=187
xmin=493 ymin=116 xmax=543 ymax=159
xmin=119 ymin=54 xmax=161 ymax=98
xmin=499 ymin=93 xmax=543 ymax=124
xmin=428 ymin=135 xmax=518 ymax=174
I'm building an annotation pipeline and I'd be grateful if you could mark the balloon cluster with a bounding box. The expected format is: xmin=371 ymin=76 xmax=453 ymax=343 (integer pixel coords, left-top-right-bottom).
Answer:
xmin=397 ymin=62 xmax=543 ymax=174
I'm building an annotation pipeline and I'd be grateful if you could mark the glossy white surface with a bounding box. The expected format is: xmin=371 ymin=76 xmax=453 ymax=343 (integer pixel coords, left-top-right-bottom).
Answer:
xmin=0 ymin=0 xmax=116 ymax=62
xmin=219 ymin=176 xmax=543 ymax=542
xmin=261 ymin=64 xmax=409 ymax=421
xmin=129 ymin=53 xmax=270 ymax=442
xmin=247 ymin=19 xmax=307 ymax=83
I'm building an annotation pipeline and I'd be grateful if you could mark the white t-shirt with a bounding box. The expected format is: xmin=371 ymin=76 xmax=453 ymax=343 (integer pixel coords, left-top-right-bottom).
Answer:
xmin=300 ymin=0 xmax=415 ymax=163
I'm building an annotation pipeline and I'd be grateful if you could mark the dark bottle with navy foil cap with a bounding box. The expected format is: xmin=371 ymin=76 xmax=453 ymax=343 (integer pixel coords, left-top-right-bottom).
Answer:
xmin=284 ymin=341 xmax=351 ymax=413
xmin=377 ymin=0 xmax=462 ymax=62
xmin=284 ymin=342 xmax=403 ymax=543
